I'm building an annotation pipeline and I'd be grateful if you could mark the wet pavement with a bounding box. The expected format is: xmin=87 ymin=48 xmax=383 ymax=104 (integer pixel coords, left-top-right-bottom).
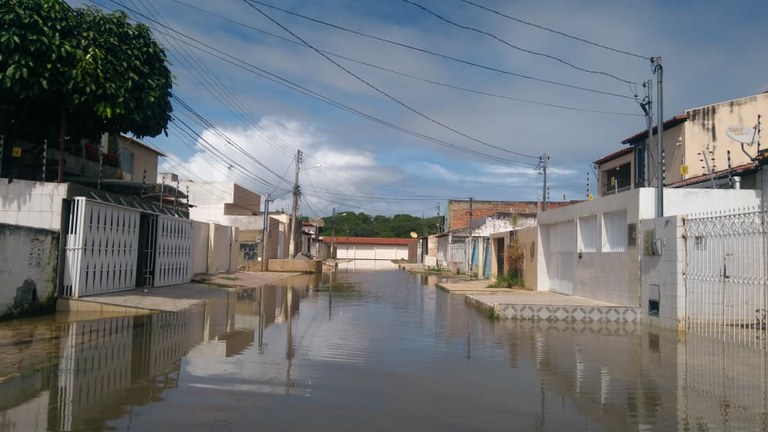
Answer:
xmin=1 ymin=270 xmax=767 ymax=431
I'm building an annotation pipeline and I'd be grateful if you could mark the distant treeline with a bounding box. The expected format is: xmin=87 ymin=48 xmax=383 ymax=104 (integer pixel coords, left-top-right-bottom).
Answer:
xmin=317 ymin=212 xmax=443 ymax=238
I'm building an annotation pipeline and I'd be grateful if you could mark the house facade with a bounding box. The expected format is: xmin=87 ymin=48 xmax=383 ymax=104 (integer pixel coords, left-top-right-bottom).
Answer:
xmin=597 ymin=92 xmax=768 ymax=197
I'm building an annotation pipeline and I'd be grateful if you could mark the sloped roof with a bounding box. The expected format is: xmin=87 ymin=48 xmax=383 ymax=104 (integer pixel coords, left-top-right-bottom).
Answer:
xmin=593 ymin=147 xmax=633 ymax=165
xmin=621 ymin=115 xmax=688 ymax=145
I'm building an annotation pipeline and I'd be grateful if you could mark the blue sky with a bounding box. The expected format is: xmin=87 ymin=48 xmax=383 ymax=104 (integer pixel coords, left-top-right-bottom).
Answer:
xmin=68 ymin=0 xmax=768 ymax=217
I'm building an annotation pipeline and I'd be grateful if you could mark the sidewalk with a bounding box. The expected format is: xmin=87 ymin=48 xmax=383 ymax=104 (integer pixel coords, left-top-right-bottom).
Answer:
xmin=437 ymin=279 xmax=641 ymax=324
xmin=57 ymin=271 xmax=299 ymax=315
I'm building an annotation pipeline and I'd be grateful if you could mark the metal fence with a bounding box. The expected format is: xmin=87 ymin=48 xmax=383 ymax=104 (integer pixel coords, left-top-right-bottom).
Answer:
xmin=685 ymin=206 xmax=768 ymax=348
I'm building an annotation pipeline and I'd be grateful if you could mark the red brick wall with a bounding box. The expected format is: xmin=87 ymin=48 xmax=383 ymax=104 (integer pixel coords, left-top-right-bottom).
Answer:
xmin=445 ymin=200 xmax=579 ymax=231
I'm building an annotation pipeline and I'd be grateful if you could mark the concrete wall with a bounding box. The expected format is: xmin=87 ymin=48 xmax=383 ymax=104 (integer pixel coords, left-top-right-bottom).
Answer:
xmin=208 ymin=223 xmax=232 ymax=274
xmin=536 ymin=187 xmax=761 ymax=306
xmin=119 ymin=137 xmax=161 ymax=183
xmin=0 ymin=179 xmax=68 ymax=231
xmin=640 ymin=216 xmax=685 ymax=331
xmin=682 ymin=93 xmax=768 ymax=180
xmin=517 ymin=226 xmax=538 ymax=290
xmin=191 ymin=220 xmax=209 ymax=275
xmin=0 ymin=224 xmax=58 ymax=314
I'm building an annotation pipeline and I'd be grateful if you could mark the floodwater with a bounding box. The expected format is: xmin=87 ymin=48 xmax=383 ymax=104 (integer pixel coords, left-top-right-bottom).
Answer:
xmin=1 ymin=271 xmax=768 ymax=431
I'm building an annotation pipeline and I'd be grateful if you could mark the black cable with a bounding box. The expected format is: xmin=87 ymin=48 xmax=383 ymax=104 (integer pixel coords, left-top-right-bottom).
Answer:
xmin=403 ymin=0 xmax=635 ymax=85
xmin=459 ymin=0 xmax=649 ymax=60
xmin=247 ymin=0 xmax=634 ymax=100
xmin=243 ymin=0 xmax=540 ymax=160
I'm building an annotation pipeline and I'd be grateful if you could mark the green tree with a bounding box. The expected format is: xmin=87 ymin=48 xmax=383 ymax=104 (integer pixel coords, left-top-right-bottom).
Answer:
xmin=0 ymin=0 xmax=172 ymax=179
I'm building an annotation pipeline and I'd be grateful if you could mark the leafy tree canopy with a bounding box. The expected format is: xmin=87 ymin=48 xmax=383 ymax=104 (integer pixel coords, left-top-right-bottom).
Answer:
xmin=0 ymin=0 xmax=172 ymax=142
xmin=320 ymin=212 xmax=442 ymax=238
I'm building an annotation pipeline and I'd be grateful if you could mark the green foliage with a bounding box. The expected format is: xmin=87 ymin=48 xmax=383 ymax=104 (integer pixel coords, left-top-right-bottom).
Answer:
xmin=489 ymin=236 xmax=526 ymax=288
xmin=0 ymin=0 xmax=172 ymax=143
xmin=321 ymin=212 xmax=442 ymax=238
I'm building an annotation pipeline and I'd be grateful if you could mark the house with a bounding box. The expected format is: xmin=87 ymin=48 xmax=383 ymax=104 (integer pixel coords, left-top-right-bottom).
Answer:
xmin=445 ymin=199 xmax=577 ymax=231
xmin=596 ymin=92 xmax=768 ymax=198
xmin=322 ymin=236 xmax=416 ymax=271
xmin=176 ymin=178 xmax=291 ymax=266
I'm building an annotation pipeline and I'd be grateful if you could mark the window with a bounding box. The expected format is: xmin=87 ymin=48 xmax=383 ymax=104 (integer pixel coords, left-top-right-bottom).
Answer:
xmin=603 ymin=211 xmax=628 ymax=252
xmin=579 ymin=215 xmax=598 ymax=252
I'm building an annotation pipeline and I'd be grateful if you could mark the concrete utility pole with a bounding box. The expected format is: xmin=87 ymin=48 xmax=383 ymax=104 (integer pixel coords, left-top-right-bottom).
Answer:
xmin=261 ymin=193 xmax=272 ymax=271
xmin=330 ymin=207 xmax=337 ymax=259
xmin=468 ymin=197 xmax=473 ymax=274
xmin=288 ymin=149 xmax=302 ymax=258
xmin=652 ymin=57 xmax=664 ymax=218
xmin=540 ymin=154 xmax=549 ymax=211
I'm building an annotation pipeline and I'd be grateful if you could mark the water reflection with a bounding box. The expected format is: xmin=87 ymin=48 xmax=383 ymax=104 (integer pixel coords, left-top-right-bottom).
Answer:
xmin=1 ymin=272 xmax=768 ymax=431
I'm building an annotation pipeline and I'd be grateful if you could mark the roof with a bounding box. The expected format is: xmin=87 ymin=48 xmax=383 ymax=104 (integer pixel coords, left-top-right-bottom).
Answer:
xmin=120 ymin=135 xmax=167 ymax=157
xmin=621 ymin=114 xmax=688 ymax=145
xmin=321 ymin=236 xmax=416 ymax=246
xmin=667 ymin=151 xmax=768 ymax=188
xmin=593 ymin=147 xmax=633 ymax=165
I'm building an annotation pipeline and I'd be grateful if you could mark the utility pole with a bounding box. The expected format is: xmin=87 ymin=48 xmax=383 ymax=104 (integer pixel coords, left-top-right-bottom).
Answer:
xmin=652 ymin=57 xmax=664 ymax=218
xmin=261 ymin=193 xmax=272 ymax=271
xmin=330 ymin=207 xmax=337 ymax=259
xmin=468 ymin=197 xmax=474 ymax=274
xmin=288 ymin=149 xmax=302 ymax=259
xmin=540 ymin=154 xmax=549 ymax=211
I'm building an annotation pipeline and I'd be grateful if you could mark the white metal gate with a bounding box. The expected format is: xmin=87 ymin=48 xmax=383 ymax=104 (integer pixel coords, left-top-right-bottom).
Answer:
xmin=685 ymin=207 xmax=768 ymax=348
xmin=544 ymin=221 xmax=575 ymax=295
xmin=154 ymin=215 xmax=193 ymax=286
xmin=63 ymin=198 xmax=140 ymax=297
xmin=63 ymin=197 xmax=193 ymax=297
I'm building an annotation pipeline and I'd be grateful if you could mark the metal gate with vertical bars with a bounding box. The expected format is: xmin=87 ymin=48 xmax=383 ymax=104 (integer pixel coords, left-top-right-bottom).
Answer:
xmin=685 ymin=207 xmax=768 ymax=348
xmin=63 ymin=197 xmax=193 ymax=297
xmin=63 ymin=197 xmax=140 ymax=297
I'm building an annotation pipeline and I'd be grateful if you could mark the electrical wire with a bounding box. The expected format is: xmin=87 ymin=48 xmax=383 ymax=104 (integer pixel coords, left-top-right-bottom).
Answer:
xmin=166 ymin=0 xmax=639 ymax=117
xmin=243 ymin=0 xmax=540 ymax=160
xmin=458 ymin=0 xmax=649 ymax=60
xmin=246 ymin=0 xmax=635 ymax=100
xmin=403 ymin=0 xmax=635 ymax=85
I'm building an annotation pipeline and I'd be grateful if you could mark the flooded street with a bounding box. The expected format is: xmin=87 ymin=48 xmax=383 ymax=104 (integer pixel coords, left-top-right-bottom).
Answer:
xmin=1 ymin=271 xmax=768 ymax=431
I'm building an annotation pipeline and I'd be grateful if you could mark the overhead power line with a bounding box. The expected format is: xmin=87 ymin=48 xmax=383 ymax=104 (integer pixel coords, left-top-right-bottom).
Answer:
xmin=108 ymin=0 xmax=536 ymax=167
xmin=458 ymin=0 xmax=649 ymax=60
xmin=403 ymin=0 xmax=635 ymax=85
xmin=167 ymin=0 xmax=639 ymax=117
xmin=242 ymin=0 xmax=540 ymax=161
xmin=246 ymin=0 xmax=634 ymax=100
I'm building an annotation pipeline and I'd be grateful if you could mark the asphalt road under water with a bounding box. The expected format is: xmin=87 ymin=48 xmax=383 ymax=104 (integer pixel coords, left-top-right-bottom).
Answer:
xmin=1 ymin=270 xmax=767 ymax=431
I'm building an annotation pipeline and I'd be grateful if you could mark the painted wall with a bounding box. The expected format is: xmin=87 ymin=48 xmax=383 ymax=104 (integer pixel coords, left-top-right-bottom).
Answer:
xmin=640 ymin=216 xmax=685 ymax=330
xmin=191 ymin=220 xmax=210 ymax=275
xmin=536 ymin=188 xmax=761 ymax=306
xmin=517 ymin=226 xmax=538 ymax=290
xmin=118 ymin=136 xmax=162 ymax=183
xmin=682 ymin=93 xmax=768 ymax=180
xmin=208 ymin=223 xmax=232 ymax=274
xmin=0 ymin=179 xmax=68 ymax=231
xmin=0 ymin=224 xmax=58 ymax=314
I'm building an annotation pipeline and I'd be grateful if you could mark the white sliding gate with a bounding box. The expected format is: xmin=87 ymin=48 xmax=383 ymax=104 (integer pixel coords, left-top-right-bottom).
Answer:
xmin=63 ymin=197 xmax=193 ymax=297
xmin=63 ymin=198 xmax=140 ymax=297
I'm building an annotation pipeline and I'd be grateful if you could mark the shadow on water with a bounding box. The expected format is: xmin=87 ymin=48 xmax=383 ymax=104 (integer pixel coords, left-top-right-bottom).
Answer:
xmin=1 ymin=271 xmax=768 ymax=431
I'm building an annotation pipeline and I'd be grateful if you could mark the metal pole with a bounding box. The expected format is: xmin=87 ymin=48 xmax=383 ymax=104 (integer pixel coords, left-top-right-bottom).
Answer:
xmin=654 ymin=57 xmax=664 ymax=217
xmin=261 ymin=193 xmax=271 ymax=271
xmin=330 ymin=207 xmax=337 ymax=259
xmin=541 ymin=154 xmax=549 ymax=211
xmin=288 ymin=150 xmax=302 ymax=259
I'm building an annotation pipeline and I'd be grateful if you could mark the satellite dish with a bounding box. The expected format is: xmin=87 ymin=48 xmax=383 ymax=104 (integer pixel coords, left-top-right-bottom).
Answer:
xmin=409 ymin=231 xmax=418 ymax=238
xmin=726 ymin=125 xmax=759 ymax=145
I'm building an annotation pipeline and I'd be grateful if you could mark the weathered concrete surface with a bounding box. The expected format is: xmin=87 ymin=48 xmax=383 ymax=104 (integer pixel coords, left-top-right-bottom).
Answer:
xmin=268 ymin=259 xmax=321 ymax=273
xmin=439 ymin=278 xmax=640 ymax=323
xmin=0 ymin=224 xmax=58 ymax=316
xmin=57 ymin=271 xmax=298 ymax=314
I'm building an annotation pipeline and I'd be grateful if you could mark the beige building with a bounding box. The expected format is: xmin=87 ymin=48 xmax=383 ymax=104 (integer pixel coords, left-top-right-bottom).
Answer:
xmin=102 ymin=134 xmax=166 ymax=183
xmin=596 ymin=92 xmax=767 ymax=196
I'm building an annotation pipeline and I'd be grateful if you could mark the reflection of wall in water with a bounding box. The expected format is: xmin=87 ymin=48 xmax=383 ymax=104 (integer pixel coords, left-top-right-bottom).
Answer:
xmin=337 ymin=260 xmax=398 ymax=272
xmin=53 ymin=310 xmax=206 ymax=431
